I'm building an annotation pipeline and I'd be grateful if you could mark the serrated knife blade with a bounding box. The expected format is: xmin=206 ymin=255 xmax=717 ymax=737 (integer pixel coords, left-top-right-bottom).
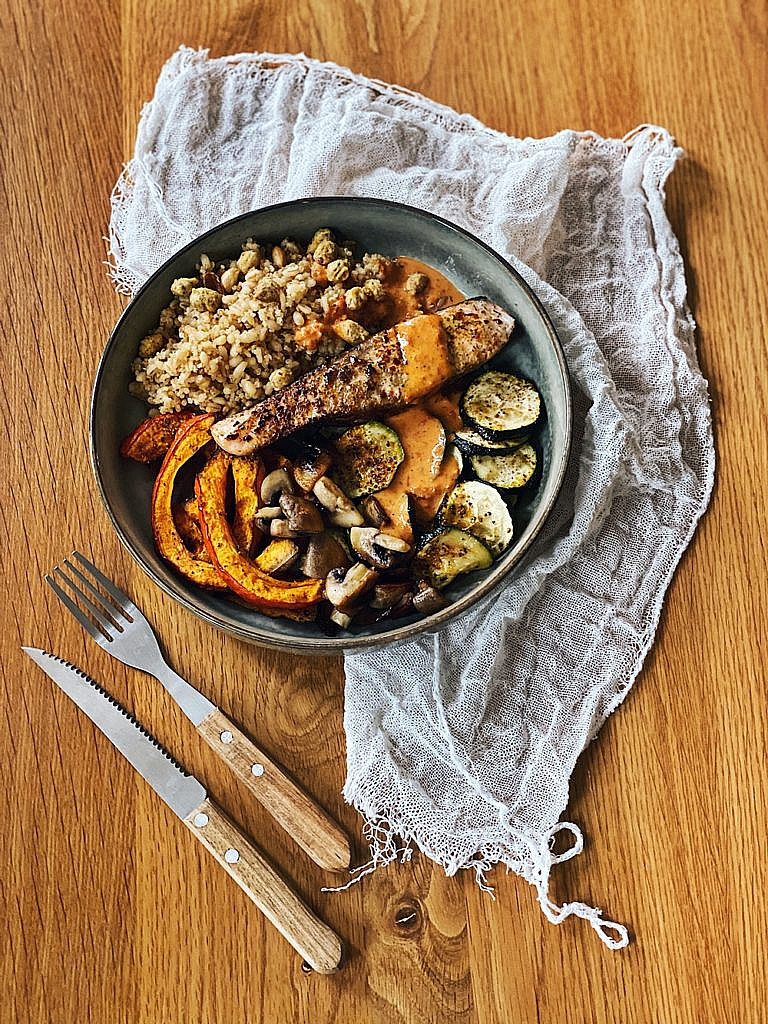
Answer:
xmin=23 ymin=647 xmax=206 ymax=819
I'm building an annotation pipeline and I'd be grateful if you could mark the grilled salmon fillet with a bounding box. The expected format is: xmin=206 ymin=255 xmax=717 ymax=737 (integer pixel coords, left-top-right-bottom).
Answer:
xmin=211 ymin=298 xmax=514 ymax=455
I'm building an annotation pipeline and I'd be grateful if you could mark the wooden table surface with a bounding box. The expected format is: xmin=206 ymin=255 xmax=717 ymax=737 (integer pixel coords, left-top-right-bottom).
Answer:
xmin=2 ymin=1 xmax=766 ymax=1021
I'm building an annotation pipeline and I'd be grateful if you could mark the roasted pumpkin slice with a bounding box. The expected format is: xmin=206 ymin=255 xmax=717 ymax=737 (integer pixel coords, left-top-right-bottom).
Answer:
xmin=195 ymin=454 xmax=324 ymax=609
xmin=173 ymin=496 xmax=205 ymax=554
xmin=231 ymin=457 xmax=265 ymax=557
xmin=152 ymin=414 xmax=227 ymax=588
xmin=120 ymin=411 xmax=197 ymax=462
xmin=254 ymin=539 xmax=301 ymax=574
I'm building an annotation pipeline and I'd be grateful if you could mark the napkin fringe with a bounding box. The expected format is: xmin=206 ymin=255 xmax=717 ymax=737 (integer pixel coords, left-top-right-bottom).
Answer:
xmin=323 ymin=809 xmax=629 ymax=950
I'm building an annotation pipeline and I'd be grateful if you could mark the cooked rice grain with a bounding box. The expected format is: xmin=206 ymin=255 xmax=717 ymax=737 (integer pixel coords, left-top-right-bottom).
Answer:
xmin=129 ymin=231 xmax=389 ymax=415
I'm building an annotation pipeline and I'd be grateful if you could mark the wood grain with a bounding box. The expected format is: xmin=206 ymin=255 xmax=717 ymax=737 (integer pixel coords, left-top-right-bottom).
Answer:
xmin=182 ymin=796 xmax=344 ymax=973
xmin=1 ymin=0 xmax=766 ymax=1022
xmin=196 ymin=707 xmax=352 ymax=871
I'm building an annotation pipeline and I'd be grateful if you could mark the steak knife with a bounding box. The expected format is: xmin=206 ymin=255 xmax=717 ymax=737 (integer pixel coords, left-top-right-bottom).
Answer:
xmin=23 ymin=647 xmax=344 ymax=974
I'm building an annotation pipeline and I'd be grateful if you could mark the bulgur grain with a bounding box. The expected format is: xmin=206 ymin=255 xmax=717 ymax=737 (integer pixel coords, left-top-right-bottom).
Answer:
xmin=130 ymin=230 xmax=392 ymax=415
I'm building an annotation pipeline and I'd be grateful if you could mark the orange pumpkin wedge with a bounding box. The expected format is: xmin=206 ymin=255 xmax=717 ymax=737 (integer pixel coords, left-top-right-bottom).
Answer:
xmin=120 ymin=411 xmax=197 ymax=462
xmin=195 ymin=454 xmax=324 ymax=609
xmin=152 ymin=414 xmax=228 ymax=589
xmin=172 ymin=496 xmax=212 ymax=561
xmin=254 ymin=539 xmax=301 ymax=574
xmin=231 ymin=457 xmax=265 ymax=557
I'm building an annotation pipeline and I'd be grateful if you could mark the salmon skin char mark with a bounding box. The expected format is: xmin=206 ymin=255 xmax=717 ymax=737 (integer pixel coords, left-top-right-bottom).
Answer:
xmin=211 ymin=298 xmax=515 ymax=456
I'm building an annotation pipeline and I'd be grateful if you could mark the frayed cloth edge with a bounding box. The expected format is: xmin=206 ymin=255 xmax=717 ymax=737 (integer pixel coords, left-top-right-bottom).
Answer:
xmin=323 ymin=810 xmax=629 ymax=951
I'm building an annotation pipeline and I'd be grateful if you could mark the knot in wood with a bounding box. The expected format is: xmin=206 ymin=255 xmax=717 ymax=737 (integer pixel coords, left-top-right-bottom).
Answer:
xmin=393 ymin=901 xmax=422 ymax=933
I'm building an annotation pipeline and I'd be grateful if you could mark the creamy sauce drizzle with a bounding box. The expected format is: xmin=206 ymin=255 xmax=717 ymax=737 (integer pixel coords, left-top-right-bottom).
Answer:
xmin=382 ymin=256 xmax=465 ymax=323
xmin=375 ymin=406 xmax=461 ymax=543
xmin=396 ymin=315 xmax=454 ymax=402
xmin=370 ymin=258 xmax=466 ymax=540
xmin=422 ymin=388 xmax=463 ymax=434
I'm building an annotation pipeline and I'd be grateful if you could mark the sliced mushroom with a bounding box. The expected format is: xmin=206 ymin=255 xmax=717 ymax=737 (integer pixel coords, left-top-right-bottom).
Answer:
xmin=349 ymin=527 xmax=410 ymax=569
xmin=412 ymin=581 xmax=448 ymax=615
xmin=389 ymin=593 xmax=415 ymax=618
xmin=372 ymin=532 xmax=411 ymax=554
xmin=293 ymin=447 xmax=333 ymax=492
xmin=278 ymin=493 xmax=324 ymax=534
xmin=260 ymin=468 xmax=294 ymax=505
xmin=312 ymin=476 xmax=364 ymax=527
xmin=330 ymin=609 xmax=354 ymax=629
xmin=254 ymin=505 xmax=282 ymax=523
xmin=360 ymin=495 xmax=389 ymax=527
xmin=270 ymin=518 xmax=301 ymax=539
xmin=325 ymin=562 xmax=378 ymax=611
xmin=370 ymin=582 xmax=412 ymax=610
xmin=300 ymin=533 xmax=351 ymax=578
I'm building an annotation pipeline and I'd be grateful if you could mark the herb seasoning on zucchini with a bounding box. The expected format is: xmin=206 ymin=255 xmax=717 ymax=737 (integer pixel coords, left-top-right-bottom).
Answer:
xmin=440 ymin=480 xmax=513 ymax=556
xmin=460 ymin=371 xmax=541 ymax=440
xmin=469 ymin=443 xmax=538 ymax=491
xmin=332 ymin=421 xmax=405 ymax=498
xmin=414 ymin=528 xmax=493 ymax=590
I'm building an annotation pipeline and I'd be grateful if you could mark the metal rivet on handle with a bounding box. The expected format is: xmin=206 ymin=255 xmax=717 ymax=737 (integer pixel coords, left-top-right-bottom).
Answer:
xmin=193 ymin=813 xmax=209 ymax=828
xmin=224 ymin=848 xmax=240 ymax=864
xmin=250 ymin=763 xmax=264 ymax=777
xmin=220 ymin=730 xmax=233 ymax=744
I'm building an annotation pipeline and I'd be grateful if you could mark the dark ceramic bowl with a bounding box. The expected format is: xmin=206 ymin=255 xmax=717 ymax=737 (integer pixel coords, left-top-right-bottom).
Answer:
xmin=91 ymin=198 xmax=571 ymax=653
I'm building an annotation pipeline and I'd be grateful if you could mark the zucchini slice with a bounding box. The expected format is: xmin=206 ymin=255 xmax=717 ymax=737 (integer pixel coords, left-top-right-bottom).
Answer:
xmin=440 ymin=481 xmax=513 ymax=557
xmin=452 ymin=428 xmax=529 ymax=456
xmin=460 ymin=371 xmax=541 ymax=440
xmin=413 ymin=528 xmax=493 ymax=590
xmin=332 ymin=421 xmax=405 ymax=498
xmin=470 ymin=444 xmax=537 ymax=491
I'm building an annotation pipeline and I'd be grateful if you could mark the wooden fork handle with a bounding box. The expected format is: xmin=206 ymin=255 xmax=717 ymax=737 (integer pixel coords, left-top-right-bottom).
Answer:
xmin=184 ymin=797 xmax=344 ymax=973
xmin=197 ymin=708 xmax=351 ymax=872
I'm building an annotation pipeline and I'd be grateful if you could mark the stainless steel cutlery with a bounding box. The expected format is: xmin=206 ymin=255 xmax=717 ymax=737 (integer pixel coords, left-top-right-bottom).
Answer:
xmin=45 ymin=551 xmax=350 ymax=873
xmin=23 ymin=647 xmax=343 ymax=974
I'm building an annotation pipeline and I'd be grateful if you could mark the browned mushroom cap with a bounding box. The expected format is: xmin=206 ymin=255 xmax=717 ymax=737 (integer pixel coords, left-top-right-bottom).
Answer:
xmin=370 ymin=582 xmax=412 ymax=610
xmin=349 ymin=527 xmax=411 ymax=569
xmin=312 ymin=476 xmax=364 ymax=527
xmin=325 ymin=563 xmax=378 ymax=611
xmin=293 ymin=447 xmax=333 ymax=492
xmin=412 ymin=580 xmax=448 ymax=615
xmin=300 ymin=533 xmax=351 ymax=578
xmin=278 ymin=493 xmax=324 ymax=533
xmin=389 ymin=592 xmax=415 ymax=618
xmin=360 ymin=495 xmax=389 ymax=528
xmin=260 ymin=468 xmax=294 ymax=504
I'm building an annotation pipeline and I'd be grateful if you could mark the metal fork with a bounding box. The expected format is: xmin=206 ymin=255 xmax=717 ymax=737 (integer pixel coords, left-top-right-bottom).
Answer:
xmin=45 ymin=552 xmax=351 ymax=872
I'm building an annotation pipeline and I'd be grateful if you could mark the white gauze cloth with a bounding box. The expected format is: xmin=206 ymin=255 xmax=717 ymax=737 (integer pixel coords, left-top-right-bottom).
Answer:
xmin=109 ymin=48 xmax=714 ymax=950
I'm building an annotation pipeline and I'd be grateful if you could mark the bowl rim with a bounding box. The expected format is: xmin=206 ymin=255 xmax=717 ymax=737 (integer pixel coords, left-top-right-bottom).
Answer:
xmin=91 ymin=196 xmax=572 ymax=653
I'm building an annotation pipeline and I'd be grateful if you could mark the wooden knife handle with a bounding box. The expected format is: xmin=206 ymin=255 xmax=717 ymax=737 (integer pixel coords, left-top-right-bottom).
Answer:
xmin=183 ymin=797 xmax=344 ymax=974
xmin=197 ymin=708 xmax=351 ymax=872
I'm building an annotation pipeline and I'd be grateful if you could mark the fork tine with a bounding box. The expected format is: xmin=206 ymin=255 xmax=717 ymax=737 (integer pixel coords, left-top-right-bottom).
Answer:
xmin=72 ymin=551 xmax=138 ymax=620
xmin=53 ymin=567 xmax=118 ymax=638
xmin=45 ymin=574 xmax=111 ymax=644
xmin=62 ymin=558 xmax=128 ymax=626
